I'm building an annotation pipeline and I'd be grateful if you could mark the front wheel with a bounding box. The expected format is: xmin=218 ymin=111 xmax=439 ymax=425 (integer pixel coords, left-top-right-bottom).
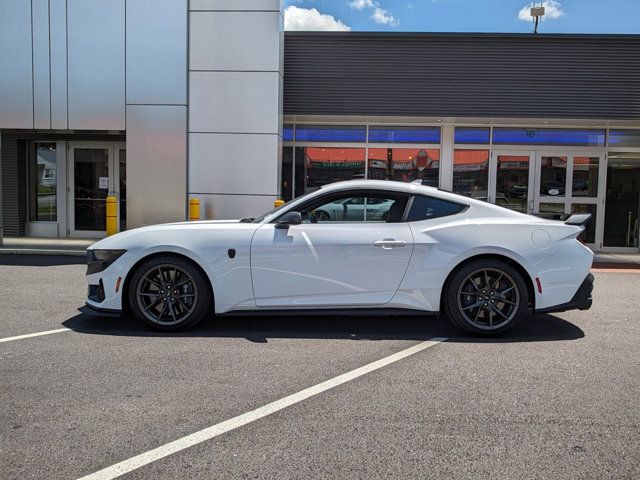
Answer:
xmin=444 ymin=259 xmax=529 ymax=336
xmin=128 ymin=255 xmax=212 ymax=331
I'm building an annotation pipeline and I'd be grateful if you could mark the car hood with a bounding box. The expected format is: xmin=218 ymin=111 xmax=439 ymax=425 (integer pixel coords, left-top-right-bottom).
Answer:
xmin=89 ymin=219 xmax=258 ymax=252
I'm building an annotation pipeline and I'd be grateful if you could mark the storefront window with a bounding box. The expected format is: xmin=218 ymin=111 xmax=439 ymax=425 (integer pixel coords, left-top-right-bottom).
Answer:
xmin=604 ymin=153 xmax=640 ymax=248
xmin=282 ymin=146 xmax=293 ymax=201
xmin=295 ymin=125 xmax=366 ymax=143
xmin=496 ymin=155 xmax=531 ymax=212
xmin=493 ymin=128 xmax=605 ymax=147
xmin=368 ymin=126 xmax=440 ymax=144
xmin=283 ymin=124 xmax=294 ymax=142
xmin=453 ymin=150 xmax=489 ymax=200
xmin=29 ymin=143 xmax=57 ymax=222
xmin=454 ymin=127 xmax=490 ymax=144
xmin=608 ymin=130 xmax=640 ymax=148
xmin=538 ymin=203 xmax=566 ymax=220
xmin=295 ymin=146 xmax=366 ymax=193
xmin=539 ymin=156 xmax=567 ymax=197
xmin=572 ymin=157 xmax=599 ymax=197
xmin=367 ymin=148 xmax=440 ymax=185
xmin=571 ymin=204 xmax=597 ymax=244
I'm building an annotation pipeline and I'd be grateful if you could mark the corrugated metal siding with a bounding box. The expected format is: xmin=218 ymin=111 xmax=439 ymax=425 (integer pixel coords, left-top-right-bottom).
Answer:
xmin=283 ymin=33 xmax=640 ymax=119
xmin=0 ymin=133 xmax=26 ymax=236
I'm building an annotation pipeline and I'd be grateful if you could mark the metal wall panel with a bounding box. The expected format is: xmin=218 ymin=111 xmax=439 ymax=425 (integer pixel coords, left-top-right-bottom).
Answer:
xmin=50 ymin=0 xmax=68 ymax=129
xmin=126 ymin=0 xmax=187 ymax=105
xmin=190 ymin=11 xmax=280 ymax=72
xmin=32 ymin=0 xmax=51 ymax=129
xmin=126 ymin=105 xmax=187 ymax=227
xmin=190 ymin=0 xmax=281 ymax=11
xmin=0 ymin=2 xmax=33 ymax=129
xmin=67 ymin=0 xmax=125 ymax=130
xmin=284 ymin=33 xmax=640 ymax=120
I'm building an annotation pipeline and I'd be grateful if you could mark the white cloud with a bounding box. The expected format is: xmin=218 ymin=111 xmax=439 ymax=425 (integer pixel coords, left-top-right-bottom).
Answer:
xmin=284 ymin=6 xmax=351 ymax=31
xmin=518 ymin=1 xmax=566 ymax=21
xmin=349 ymin=0 xmax=399 ymax=26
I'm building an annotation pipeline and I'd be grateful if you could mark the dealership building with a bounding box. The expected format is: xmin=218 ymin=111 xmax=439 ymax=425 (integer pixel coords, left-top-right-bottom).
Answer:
xmin=1 ymin=0 xmax=639 ymax=252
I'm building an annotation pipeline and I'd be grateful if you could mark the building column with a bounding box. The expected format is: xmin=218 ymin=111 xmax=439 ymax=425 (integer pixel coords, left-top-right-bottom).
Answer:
xmin=188 ymin=0 xmax=284 ymax=219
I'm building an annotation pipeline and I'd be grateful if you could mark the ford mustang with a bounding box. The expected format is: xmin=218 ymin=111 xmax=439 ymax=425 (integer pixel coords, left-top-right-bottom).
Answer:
xmin=85 ymin=180 xmax=594 ymax=336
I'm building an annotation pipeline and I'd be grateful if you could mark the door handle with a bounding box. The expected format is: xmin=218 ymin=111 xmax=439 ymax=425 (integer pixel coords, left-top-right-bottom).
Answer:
xmin=373 ymin=239 xmax=407 ymax=249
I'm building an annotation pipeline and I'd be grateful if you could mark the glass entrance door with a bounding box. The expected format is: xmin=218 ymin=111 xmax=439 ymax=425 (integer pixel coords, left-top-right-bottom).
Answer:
xmin=68 ymin=143 xmax=125 ymax=238
xmin=603 ymin=153 xmax=640 ymax=250
xmin=489 ymin=151 xmax=535 ymax=213
xmin=533 ymin=152 xmax=605 ymax=248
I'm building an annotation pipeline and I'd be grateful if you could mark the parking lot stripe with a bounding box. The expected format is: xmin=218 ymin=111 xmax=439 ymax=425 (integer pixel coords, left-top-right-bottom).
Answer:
xmin=0 ymin=328 xmax=70 ymax=344
xmin=77 ymin=337 xmax=447 ymax=480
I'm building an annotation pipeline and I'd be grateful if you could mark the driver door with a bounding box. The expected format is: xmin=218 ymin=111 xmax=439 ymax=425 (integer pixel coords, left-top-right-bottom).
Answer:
xmin=250 ymin=192 xmax=414 ymax=308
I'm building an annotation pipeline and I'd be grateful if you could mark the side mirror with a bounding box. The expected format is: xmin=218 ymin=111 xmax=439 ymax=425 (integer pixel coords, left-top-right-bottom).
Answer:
xmin=275 ymin=211 xmax=302 ymax=229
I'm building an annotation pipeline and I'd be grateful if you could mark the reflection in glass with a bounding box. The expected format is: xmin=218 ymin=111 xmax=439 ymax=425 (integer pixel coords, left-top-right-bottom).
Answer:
xmin=74 ymin=148 xmax=109 ymax=231
xmin=537 ymin=202 xmax=566 ymax=220
xmin=539 ymin=156 xmax=567 ymax=197
xmin=368 ymin=127 xmax=440 ymax=144
xmin=608 ymin=130 xmax=640 ymax=148
xmin=119 ymin=149 xmax=126 ymax=231
xmin=571 ymin=204 xmax=597 ymax=244
xmin=30 ymin=143 xmax=57 ymax=221
xmin=295 ymin=125 xmax=366 ymax=143
xmin=454 ymin=127 xmax=490 ymax=144
xmin=496 ymin=155 xmax=530 ymax=212
xmin=572 ymin=157 xmax=598 ymax=197
xmin=493 ymin=128 xmax=605 ymax=146
xmin=367 ymin=148 xmax=440 ymax=185
xmin=453 ymin=150 xmax=489 ymax=200
xmin=604 ymin=153 xmax=640 ymax=247
xmin=295 ymin=146 xmax=365 ymax=194
xmin=281 ymin=147 xmax=293 ymax=201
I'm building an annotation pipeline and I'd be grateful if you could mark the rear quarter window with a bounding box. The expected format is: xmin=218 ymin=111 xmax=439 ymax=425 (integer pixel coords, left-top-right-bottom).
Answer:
xmin=406 ymin=195 xmax=467 ymax=221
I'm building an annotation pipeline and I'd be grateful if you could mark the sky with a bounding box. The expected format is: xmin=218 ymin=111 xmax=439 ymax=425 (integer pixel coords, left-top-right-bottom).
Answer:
xmin=284 ymin=0 xmax=640 ymax=34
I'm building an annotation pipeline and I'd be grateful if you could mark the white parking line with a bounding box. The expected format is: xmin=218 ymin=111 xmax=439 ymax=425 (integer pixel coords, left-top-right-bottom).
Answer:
xmin=77 ymin=337 xmax=447 ymax=480
xmin=0 ymin=327 xmax=70 ymax=344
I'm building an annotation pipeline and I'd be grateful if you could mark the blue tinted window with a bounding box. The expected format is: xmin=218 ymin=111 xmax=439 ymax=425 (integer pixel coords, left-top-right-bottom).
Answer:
xmin=369 ymin=127 xmax=440 ymax=144
xmin=283 ymin=124 xmax=294 ymax=142
xmin=295 ymin=125 xmax=366 ymax=142
xmin=454 ymin=128 xmax=490 ymax=144
xmin=493 ymin=128 xmax=605 ymax=146
xmin=608 ymin=130 xmax=640 ymax=147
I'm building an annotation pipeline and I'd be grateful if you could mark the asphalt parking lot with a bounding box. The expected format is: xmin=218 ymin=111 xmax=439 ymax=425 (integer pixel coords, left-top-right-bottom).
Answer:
xmin=1 ymin=255 xmax=639 ymax=479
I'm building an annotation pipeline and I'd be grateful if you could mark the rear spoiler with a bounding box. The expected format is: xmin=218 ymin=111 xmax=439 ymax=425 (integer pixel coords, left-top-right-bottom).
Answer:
xmin=564 ymin=213 xmax=591 ymax=227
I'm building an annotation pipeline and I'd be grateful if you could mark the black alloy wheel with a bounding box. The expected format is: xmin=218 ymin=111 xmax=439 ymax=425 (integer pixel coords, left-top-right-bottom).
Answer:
xmin=128 ymin=255 xmax=212 ymax=331
xmin=444 ymin=259 xmax=529 ymax=336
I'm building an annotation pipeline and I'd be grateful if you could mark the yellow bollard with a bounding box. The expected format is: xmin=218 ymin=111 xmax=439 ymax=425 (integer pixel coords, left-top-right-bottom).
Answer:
xmin=106 ymin=196 xmax=117 ymax=236
xmin=189 ymin=198 xmax=200 ymax=221
xmin=274 ymin=199 xmax=285 ymax=208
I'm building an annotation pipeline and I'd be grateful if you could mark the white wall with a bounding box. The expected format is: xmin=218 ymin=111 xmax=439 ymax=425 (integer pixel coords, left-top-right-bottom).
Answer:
xmin=188 ymin=0 xmax=284 ymax=219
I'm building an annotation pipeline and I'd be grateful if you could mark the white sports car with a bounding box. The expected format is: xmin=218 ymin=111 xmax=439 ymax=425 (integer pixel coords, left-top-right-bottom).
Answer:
xmin=85 ymin=180 xmax=594 ymax=336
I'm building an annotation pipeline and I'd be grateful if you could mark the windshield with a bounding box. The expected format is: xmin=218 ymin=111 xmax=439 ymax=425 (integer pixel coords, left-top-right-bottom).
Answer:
xmin=247 ymin=192 xmax=315 ymax=224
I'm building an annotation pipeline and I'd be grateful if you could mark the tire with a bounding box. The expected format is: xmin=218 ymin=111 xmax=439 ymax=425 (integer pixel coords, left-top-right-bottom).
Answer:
xmin=443 ymin=258 xmax=529 ymax=336
xmin=127 ymin=255 xmax=212 ymax=331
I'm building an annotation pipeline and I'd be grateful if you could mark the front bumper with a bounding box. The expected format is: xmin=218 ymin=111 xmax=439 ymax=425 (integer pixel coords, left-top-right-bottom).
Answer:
xmin=85 ymin=250 xmax=141 ymax=312
xmin=536 ymin=273 xmax=594 ymax=314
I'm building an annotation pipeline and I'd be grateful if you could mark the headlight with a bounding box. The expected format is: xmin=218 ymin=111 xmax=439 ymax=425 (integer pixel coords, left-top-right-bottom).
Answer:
xmin=86 ymin=249 xmax=126 ymax=275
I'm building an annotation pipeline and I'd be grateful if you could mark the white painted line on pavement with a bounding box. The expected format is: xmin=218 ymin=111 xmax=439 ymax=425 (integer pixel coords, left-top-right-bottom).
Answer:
xmin=0 ymin=328 xmax=70 ymax=344
xmin=77 ymin=336 xmax=447 ymax=480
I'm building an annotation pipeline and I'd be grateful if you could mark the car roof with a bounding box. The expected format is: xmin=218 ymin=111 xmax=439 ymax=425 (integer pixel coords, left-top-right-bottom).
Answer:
xmin=317 ymin=180 xmax=469 ymax=204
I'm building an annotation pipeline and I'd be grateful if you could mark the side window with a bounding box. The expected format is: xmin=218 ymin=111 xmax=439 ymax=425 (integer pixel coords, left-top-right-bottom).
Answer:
xmin=299 ymin=194 xmax=407 ymax=223
xmin=406 ymin=195 xmax=467 ymax=221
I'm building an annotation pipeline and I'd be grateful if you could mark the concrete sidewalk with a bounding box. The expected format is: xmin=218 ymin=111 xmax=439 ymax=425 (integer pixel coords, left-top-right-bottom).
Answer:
xmin=0 ymin=237 xmax=94 ymax=256
xmin=593 ymin=252 xmax=640 ymax=269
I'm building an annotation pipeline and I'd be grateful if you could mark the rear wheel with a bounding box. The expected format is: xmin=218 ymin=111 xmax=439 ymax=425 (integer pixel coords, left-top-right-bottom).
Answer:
xmin=444 ymin=259 xmax=529 ymax=336
xmin=128 ymin=255 xmax=212 ymax=331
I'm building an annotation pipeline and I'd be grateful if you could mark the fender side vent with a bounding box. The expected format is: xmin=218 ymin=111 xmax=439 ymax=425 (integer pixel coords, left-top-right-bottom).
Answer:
xmin=228 ymin=248 xmax=236 ymax=259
